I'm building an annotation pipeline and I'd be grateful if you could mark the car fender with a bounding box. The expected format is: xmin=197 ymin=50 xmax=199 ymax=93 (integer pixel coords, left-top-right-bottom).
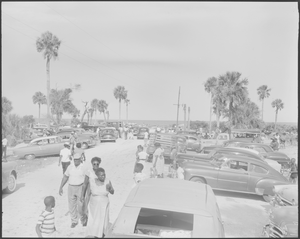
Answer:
xmin=255 ymin=179 xmax=289 ymax=196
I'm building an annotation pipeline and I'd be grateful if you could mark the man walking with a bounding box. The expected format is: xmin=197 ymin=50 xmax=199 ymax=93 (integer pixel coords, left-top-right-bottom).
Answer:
xmin=58 ymin=142 xmax=72 ymax=174
xmin=2 ymin=136 xmax=8 ymax=159
xmin=144 ymin=131 xmax=149 ymax=147
xmin=69 ymin=131 xmax=76 ymax=155
xmin=59 ymin=153 xmax=85 ymax=228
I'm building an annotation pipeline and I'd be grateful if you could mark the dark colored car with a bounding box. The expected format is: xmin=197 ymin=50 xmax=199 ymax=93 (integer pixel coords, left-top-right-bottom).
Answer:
xmin=223 ymin=142 xmax=290 ymax=165
xmin=99 ymin=127 xmax=118 ymax=142
xmin=2 ymin=158 xmax=18 ymax=193
xmin=136 ymin=127 xmax=149 ymax=139
xmin=182 ymin=154 xmax=289 ymax=201
xmin=106 ymin=178 xmax=225 ymax=238
xmin=182 ymin=134 xmax=201 ymax=152
xmin=262 ymin=206 xmax=298 ymax=238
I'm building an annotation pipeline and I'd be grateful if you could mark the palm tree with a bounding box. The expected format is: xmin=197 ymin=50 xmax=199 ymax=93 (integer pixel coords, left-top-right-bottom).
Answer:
xmin=90 ymin=99 xmax=99 ymax=124
xmin=218 ymin=72 xmax=249 ymax=138
xmin=32 ymin=92 xmax=47 ymax=123
xmin=36 ymin=31 xmax=61 ymax=127
xmin=97 ymin=100 xmax=108 ymax=122
xmin=113 ymin=86 xmax=127 ymax=123
xmin=2 ymin=97 xmax=13 ymax=115
xmin=257 ymin=85 xmax=271 ymax=121
xmin=204 ymin=77 xmax=218 ymax=134
xmin=271 ymin=99 xmax=284 ymax=130
xmin=124 ymin=99 xmax=130 ymax=124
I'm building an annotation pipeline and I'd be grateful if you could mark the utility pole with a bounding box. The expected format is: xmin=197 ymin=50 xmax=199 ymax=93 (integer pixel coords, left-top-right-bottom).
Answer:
xmin=183 ymin=104 xmax=187 ymax=131
xmin=187 ymin=106 xmax=190 ymax=130
xmin=173 ymin=87 xmax=181 ymax=133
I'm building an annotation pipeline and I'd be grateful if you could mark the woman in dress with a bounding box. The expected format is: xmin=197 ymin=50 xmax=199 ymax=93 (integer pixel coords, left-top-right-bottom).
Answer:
xmin=80 ymin=157 xmax=101 ymax=226
xmin=86 ymin=167 xmax=114 ymax=238
xmin=152 ymin=142 xmax=165 ymax=178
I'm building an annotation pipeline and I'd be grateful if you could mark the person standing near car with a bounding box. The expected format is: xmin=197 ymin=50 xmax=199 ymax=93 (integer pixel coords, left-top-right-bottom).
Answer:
xmin=58 ymin=142 xmax=72 ymax=174
xmin=2 ymin=136 xmax=8 ymax=159
xmin=69 ymin=131 xmax=76 ymax=155
xmin=74 ymin=142 xmax=86 ymax=162
xmin=59 ymin=153 xmax=85 ymax=228
xmin=152 ymin=142 xmax=165 ymax=178
xmin=143 ymin=131 xmax=149 ymax=147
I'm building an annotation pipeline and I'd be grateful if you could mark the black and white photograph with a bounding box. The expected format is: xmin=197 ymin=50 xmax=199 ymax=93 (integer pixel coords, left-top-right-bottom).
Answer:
xmin=2 ymin=2 xmax=298 ymax=238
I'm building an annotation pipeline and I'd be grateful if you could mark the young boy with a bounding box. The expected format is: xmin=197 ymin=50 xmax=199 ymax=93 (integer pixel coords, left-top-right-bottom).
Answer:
xmin=36 ymin=196 xmax=56 ymax=238
xmin=133 ymin=163 xmax=147 ymax=185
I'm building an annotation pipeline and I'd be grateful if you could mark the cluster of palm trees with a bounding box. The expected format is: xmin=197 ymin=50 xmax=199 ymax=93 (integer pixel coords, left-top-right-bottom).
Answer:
xmin=204 ymin=72 xmax=285 ymax=133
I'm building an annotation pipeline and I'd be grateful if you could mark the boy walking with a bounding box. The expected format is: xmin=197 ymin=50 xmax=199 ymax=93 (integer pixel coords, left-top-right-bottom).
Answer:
xmin=36 ymin=196 xmax=56 ymax=238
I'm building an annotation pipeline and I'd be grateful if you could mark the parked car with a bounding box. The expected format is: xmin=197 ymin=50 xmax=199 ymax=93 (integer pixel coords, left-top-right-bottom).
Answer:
xmin=56 ymin=130 xmax=96 ymax=149
xmin=12 ymin=136 xmax=65 ymax=160
xmin=176 ymin=147 xmax=266 ymax=165
xmin=182 ymin=154 xmax=290 ymax=201
xmin=223 ymin=142 xmax=290 ymax=165
xmin=182 ymin=134 xmax=201 ymax=152
xmin=136 ymin=127 xmax=149 ymax=139
xmin=176 ymin=130 xmax=198 ymax=137
xmin=106 ymin=178 xmax=225 ymax=238
xmin=2 ymin=158 xmax=18 ymax=193
xmin=262 ymin=206 xmax=298 ymax=237
xmin=270 ymin=184 xmax=298 ymax=207
xmin=99 ymin=127 xmax=118 ymax=143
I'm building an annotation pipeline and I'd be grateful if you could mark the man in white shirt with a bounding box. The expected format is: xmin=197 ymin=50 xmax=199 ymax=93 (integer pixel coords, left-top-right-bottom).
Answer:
xmin=143 ymin=131 xmax=149 ymax=147
xmin=59 ymin=153 xmax=85 ymax=228
xmin=58 ymin=142 xmax=72 ymax=174
xmin=2 ymin=136 xmax=8 ymax=159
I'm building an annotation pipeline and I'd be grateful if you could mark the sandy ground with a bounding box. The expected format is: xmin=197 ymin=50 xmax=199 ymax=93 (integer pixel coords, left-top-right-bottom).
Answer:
xmin=2 ymin=139 xmax=298 ymax=238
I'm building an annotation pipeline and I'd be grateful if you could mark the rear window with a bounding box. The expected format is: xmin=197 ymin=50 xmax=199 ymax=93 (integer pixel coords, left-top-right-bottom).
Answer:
xmin=134 ymin=208 xmax=193 ymax=237
xmin=102 ymin=129 xmax=114 ymax=134
xmin=139 ymin=128 xmax=148 ymax=132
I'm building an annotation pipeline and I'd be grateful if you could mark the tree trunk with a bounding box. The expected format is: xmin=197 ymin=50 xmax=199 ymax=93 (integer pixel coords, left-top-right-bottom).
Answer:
xmin=216 ymin=102 xmax=220 ymax=129
xmin=46 ymin=57 xmax=51 ymax=128
xmin=38 ymin=103 xmax=41 ymax=123
xmin=103 ymin=111 xmax=107 ymax=122
xmin=81 ymin=109 xmax=87 ymax=123
xmin=262 ymin=99 xmax=264 ymax=121
xmin=126 ymin=104 xmax=128 ymax=124
xmin=274 ymin=111 xmax=278 ymax=130
xmin=119 ymin=99 xmax=121 ymax=123
xmin=209 ymin=93 xmax=212 ymax=134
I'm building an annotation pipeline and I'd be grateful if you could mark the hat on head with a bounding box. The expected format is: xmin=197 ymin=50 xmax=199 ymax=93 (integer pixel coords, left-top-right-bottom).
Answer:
xmin=64 ymin=142 xmax=70 ymax=147
xmin=73 ymin=153 xmax=81 ymax=160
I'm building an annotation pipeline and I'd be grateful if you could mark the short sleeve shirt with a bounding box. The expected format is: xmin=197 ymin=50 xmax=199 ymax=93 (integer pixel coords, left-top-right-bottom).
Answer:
xmin=2 ymin=138 xmax=8 ymax=146
xmin=64 ymin=164 xmax=85 ymax=185
xmin=60 ymin=148 xmax=71 ymax=163
xmin=138 ymin=151 xmax=148 ymax=160
xmin=37 ymin=209 xmax=55 ymax=234
xmin=144 ymin=132 xmax=149 ymax=139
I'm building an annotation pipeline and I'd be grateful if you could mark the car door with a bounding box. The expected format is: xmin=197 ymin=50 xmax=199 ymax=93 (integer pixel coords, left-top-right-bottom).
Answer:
xmin=217 ymin=159 xmax=249 ymax=192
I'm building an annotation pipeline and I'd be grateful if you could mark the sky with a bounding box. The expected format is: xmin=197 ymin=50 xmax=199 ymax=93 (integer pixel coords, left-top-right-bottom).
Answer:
xmin=2 ymin=2 xmax=298 ymax=123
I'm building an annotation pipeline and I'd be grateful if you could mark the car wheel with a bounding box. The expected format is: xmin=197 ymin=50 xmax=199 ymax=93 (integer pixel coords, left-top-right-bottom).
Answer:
xmin=4 ymin=173 xmax=17 ymax=193
xmin=262 ymin=194 xmax=272 ymax=202
xmin=25 ymin=154 xmax=35 ymax=160
xmin=190 ymin=177 xmax=206 ymax=184
xmin=82 ymin=143 xmax=88 ymax=149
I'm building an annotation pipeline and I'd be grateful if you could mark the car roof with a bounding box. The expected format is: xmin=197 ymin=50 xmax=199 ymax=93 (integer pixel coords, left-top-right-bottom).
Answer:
xmin=124 ymin=178 xmax=217 ymax=216
xmin=102 ymin=127 xmax=116 ymax=129
xmin=233 ymin=142 xmax=270 ymax=147
xmin=30 ymin=136 xmax=58 ymax=142
xmin=219 ymin=146 xmax=260 ymax=155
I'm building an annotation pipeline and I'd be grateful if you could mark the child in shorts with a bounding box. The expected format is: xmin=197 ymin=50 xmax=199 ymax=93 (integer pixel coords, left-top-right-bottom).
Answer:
xmin=36 ymin=196 xmax=56 ymax=238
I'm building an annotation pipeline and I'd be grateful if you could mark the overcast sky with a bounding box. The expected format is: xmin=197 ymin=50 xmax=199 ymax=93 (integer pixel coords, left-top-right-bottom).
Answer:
xmin=2 ymin=2 xmax=298 ymax=123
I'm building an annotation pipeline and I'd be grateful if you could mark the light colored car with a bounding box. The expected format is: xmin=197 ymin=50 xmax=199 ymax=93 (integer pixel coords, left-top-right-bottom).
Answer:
xmin=12 ymin=136 xmax=65 ymax=160
xmin=182 ymin=134 xmax=201 ymax=151
xmin=56 ymin=129 xmax=96 ymax=149
xmin=2 ymin=158 xmax=18 ymax=193
xmin=182 ymin=154 xmax=290 ymax=202
xmin=106 ymin=178 xmax=225 ymax=238
xmin=270 ymin=184 xmax=298 ymax=207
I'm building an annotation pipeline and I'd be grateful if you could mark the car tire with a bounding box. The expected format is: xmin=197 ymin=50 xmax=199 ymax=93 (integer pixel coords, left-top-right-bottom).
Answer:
xmin=4 ymin=173 xmax=17 ymax=194
xmin=82 ymin=143 xmax=88 ymax=149
xmin=25 ymin=154 xmax=35 ymax=160
xmin=262 ymin=194 xmax=272 ymax=202
xmin=190 ymin=177 xmax=206 ymax=184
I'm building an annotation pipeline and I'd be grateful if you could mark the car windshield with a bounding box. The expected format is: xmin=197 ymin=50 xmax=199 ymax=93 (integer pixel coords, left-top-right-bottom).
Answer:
xmin=102 ymin=129 xmax=114 ymax=134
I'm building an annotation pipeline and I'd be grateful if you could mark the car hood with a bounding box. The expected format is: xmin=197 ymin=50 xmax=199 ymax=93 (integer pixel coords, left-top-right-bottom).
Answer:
xmin=270 ymin=206 xmax=298 ymax=226
xmin=275 ymin=185 xmax=298 ymax=205
xmin=266 ymin=152 xmax=290 ymax=161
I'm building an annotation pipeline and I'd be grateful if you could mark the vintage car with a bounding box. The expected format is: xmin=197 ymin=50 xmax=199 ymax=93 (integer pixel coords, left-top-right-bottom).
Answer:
xmin=176 ymin=130 xmax=198 ymax=137
xmin=136 ymin=127 xmax=149 ymax=139
xmin=56 ymin=129 xmax=96 ymax=149
xmin=223 ymin=142 xmax=290 ymax=165
xmin=182 ymin=154 xmax=289 ymax=201
xmin=99 ymin=127 xmax=118 ymax=142
xmin=176 ymin=147 xmax=266 ymax=165
xmin=2 ymin=158 xmax=18 ymax=193
xmin=131 ymin=126 xmax=139 ymax=136
xmin=198 ymin=145 xmax=223 ymax=154
xmin=182 ymin=134 xmax=201 ymax=152
xmin=106 ymin=178 xmax=225 ymax=238
xmin=270 ymin=184 xmax=298 ymax=207
xmin=12 ymin=136 xmax=65 ymax=160
xmin=262 ymin=206 xmax=298 ymax=237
